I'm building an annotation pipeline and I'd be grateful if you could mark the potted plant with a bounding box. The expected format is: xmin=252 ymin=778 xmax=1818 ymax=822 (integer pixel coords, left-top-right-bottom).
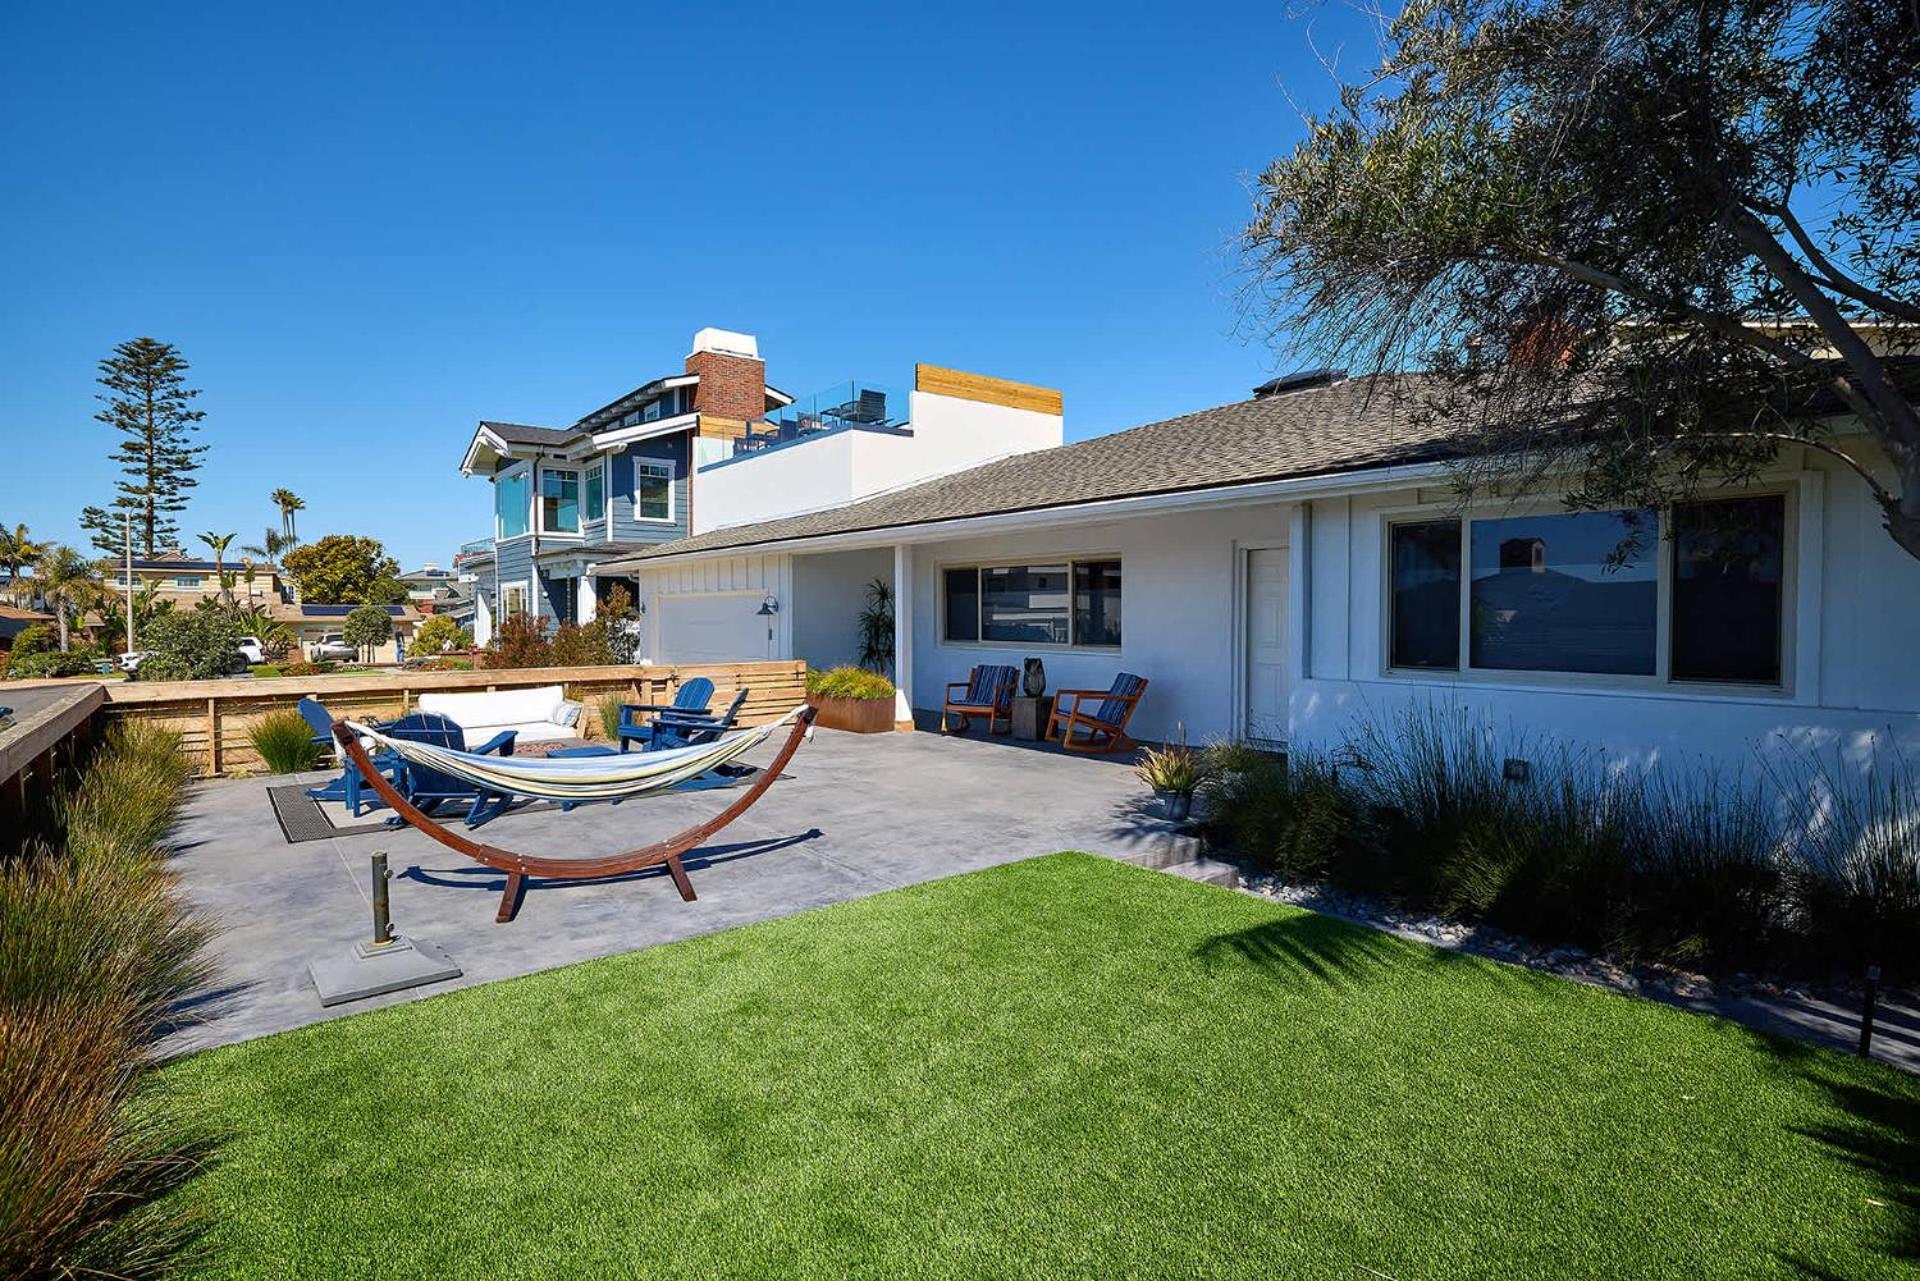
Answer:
xmin=805 ymin=665 xmax=898 ymax=733
xmin=1135 ymin=727 xmax=1203 ymax=821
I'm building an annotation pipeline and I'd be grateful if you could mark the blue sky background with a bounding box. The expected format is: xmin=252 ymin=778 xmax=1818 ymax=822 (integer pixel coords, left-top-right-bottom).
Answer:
xmin=0 ymin=1 xmax=1383 ymax=569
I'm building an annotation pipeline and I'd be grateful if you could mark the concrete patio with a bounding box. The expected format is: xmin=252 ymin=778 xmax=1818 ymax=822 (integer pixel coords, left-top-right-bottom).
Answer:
xmin=164 ymin=726 xmax=1194 ymax=1054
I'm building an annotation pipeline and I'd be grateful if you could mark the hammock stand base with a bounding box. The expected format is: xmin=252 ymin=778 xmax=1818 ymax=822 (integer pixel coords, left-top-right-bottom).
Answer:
xmin=333 ymin=707 xmax=817 ymax=923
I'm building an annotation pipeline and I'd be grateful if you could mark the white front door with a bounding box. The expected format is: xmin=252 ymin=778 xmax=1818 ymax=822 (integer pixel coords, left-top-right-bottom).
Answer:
xmin=1243 ymin=548 xmax=1289 ymax=745
xmin=656 ymin=593 xmax=768 ymax=663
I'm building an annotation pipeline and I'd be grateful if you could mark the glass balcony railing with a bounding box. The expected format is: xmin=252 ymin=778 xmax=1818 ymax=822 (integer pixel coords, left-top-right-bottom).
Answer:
xmin=453 ymin=537 xmax=495 ymax=566
xmin=737 ymin=380 xmax=906 ymax=454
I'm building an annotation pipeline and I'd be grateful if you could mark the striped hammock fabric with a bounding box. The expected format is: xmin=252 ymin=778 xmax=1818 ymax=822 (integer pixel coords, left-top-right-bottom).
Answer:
xmin=344 ymin=707 xmax=809 ymax=804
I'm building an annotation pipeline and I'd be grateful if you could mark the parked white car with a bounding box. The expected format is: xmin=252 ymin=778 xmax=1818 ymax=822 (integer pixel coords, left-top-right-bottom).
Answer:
xmin=118 ymin=650 xmax=148 ymax=674
xmin=309 ymin=633 xmax=356 ymax=663
xmin=236 ymin=636 xmax=267 ymax=666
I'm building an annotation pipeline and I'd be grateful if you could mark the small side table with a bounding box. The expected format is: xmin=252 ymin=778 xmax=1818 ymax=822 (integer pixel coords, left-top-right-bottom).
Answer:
xmin=1010 ymin=694 xmax=1054 ymax=742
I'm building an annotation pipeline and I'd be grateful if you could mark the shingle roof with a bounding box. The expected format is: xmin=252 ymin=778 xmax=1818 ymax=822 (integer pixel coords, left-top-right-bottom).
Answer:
xmin=479 ymin=420 xmax=575 ymax=446
xmin=606 ymin=374 xmax=1460 ymax=564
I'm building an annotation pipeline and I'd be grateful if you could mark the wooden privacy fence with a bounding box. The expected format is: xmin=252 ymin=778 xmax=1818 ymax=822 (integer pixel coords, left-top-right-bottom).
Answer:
xmin=0 ymin=682 xmax=107 ymax=834
xmin=100 ymin=660 xmax=808 ymax=777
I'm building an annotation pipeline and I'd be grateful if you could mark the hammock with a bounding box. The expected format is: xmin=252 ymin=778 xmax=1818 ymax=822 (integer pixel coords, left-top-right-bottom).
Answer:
xmin=344 ymin=707 xmax=805 ymax=804
xmin=330 ymin=704 xmax=818 ymax=924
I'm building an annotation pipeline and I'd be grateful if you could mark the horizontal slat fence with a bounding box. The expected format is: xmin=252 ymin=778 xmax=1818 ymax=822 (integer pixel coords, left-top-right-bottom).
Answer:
xmin=101 ymin=661 xmax=807 ymax=777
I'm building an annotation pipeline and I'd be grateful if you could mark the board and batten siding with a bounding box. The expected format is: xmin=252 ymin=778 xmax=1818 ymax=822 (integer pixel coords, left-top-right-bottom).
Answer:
xmin=625 ymin=553 xmax=794 ymax=662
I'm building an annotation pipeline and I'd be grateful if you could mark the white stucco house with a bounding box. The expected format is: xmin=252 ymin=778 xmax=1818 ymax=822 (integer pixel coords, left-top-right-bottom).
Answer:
xmin=577 ymin=362 xmax=1915 ymax=781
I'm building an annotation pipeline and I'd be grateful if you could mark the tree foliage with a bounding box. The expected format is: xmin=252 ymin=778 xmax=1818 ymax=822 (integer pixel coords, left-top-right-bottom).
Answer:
xmin=94 ymin=338 xmax=207 ymax=556
xmin=1244 ymin=0 xmax=1920 ymax=559
xmin=411 ymin=614 xmax=471 ymax=654
xmin=0 ymin=523 xmax=45 ymax=604
xmin=281 ymin=534 xmax=401 ymax=604
xmin=138 ymin=605 xmax=244 ymax=682
xmin=342 ymin=604 xmax=394 ymax=661
xmin=34 ymin=545 xmax=98 ymax=653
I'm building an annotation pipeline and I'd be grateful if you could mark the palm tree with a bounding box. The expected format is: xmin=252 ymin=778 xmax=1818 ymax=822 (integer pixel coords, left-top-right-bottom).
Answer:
xmin=242 ymin=527 xmax=289 ymax=563
xmin=35 ymin=545 xmax=95 ymax=652
xmin=199 ymin=531 xmax=237 ymax=605
xmin=0 ymin=522 xmax=46 ymax=605
xmin=271 ymin=489 xmax=304 ymax=544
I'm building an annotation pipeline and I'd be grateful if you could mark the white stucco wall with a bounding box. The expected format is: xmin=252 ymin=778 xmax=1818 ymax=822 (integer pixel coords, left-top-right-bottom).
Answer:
xmin=904 ymin=503 xmax=1296 ymax=744
xmin=690 ymin=390 xmax=1063 ymax=535
xmin=1289 ymin=448 xmax=1920 ymax=780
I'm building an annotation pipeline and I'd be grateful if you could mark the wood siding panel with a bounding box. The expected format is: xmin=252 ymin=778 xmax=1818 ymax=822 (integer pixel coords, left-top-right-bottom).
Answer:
xmin=100 ymin=660 xmax=807 ymax=777
xmin=914 ymin=364 xmax=1063 ymax=416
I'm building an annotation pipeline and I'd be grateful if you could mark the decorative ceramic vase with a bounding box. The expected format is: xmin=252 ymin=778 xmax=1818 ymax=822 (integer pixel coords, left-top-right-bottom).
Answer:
xmin=1022 ymin=657 xmax=1046 ymax=697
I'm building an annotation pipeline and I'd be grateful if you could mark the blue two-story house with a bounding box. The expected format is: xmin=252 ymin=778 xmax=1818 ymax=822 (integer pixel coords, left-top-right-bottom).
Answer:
xmin=457 ymin=327 xmax=793 ymax=637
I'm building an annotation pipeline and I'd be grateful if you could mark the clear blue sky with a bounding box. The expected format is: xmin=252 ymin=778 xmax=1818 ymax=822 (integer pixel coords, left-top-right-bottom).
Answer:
xmin=0 ymin=1 xmax=1382 ymax=569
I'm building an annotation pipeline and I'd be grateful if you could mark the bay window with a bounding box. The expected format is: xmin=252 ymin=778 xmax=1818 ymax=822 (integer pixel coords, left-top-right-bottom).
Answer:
xmin=1387 ymin=495 xmax=1788 ymax=687
xmin=584 ymin=462 xmax=606 ymax=526
xmin=943 ymin=559 xmax=1122 ymax=648
xmin=494 ymin=468 xmax=530 ymax=540
xmin=539 ymin=468 xmax=580 ymax=534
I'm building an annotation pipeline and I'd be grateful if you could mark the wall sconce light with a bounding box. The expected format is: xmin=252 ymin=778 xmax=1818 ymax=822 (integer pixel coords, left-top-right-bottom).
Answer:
xmin=756 ymin=595 xmax=780 ymax=617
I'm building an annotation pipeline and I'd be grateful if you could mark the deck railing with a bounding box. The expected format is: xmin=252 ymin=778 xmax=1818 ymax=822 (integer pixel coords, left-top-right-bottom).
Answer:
xmin=0 ymin=682 xmax=108 ymax=840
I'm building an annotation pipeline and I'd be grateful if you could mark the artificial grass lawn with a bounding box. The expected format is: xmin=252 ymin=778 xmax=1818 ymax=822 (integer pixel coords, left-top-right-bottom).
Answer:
xmin=167 ymin=853 xmax=1919 ymax=1279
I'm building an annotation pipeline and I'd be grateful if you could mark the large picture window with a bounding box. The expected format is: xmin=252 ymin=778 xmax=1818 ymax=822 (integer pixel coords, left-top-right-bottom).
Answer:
xmin=943 ymin=559 xmax=1121 ymax=647
xmin=494 ymin=469 xmax=530 ymax=540
xmin=540 ymin=468 xmax=580 ymax=534
xmin=1469 ymin=511 xmax=1657 ymax=675
xmin=635 ymin=461 xmax=673 ymax=521
xmin=1388 ymin=496 xmax=1787 ymax=687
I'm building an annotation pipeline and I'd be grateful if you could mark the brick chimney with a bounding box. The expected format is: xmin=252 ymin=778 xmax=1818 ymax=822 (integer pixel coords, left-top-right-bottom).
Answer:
xmin=685 ymin=328 xmax=767 ymax=423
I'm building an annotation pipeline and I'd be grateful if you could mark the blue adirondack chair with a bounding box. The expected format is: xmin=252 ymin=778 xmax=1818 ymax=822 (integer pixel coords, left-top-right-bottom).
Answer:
xmin=300 ymin=697 xmax=399 ymax=817
xmin=382 ymin=711 xmax=519 ymax=829
xmin=616 ymin=677 xmax=715 ymax=753
xmin=644 ymin=687 xmax=750 ymax=752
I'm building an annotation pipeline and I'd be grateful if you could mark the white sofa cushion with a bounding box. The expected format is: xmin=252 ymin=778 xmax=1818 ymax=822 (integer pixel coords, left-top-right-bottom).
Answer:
xmin=460 ymin=721 xmax=575 ymax=745
xmin=418 ymin=685 xmax=565 ymax=733
xmin=550 ymin=699 xmax=583 ymax=728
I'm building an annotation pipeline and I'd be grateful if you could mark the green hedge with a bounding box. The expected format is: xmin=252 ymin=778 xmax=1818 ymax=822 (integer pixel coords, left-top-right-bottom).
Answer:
xmin=805 ymin=665 xmax=895 ymax=700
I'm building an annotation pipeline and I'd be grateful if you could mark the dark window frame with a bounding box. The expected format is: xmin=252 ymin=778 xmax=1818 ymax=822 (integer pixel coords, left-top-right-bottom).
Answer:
xmin=940 ymin=557 xmax=1124 ymax=649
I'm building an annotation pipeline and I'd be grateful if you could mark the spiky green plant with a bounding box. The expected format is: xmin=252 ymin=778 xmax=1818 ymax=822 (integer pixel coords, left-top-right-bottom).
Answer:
xmin=247 ymin=710 xmax=323 ymax=774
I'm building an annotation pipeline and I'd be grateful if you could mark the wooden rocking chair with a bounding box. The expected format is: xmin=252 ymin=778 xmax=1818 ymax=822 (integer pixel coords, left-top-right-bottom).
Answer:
xmin=1046 ymin=673 xmax=1149 ymax=754
xmin=941 ymin=664 xmax=1019 ymax=736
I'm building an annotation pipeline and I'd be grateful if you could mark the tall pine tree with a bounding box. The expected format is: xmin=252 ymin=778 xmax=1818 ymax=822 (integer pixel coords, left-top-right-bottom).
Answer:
xmin=96 ymin=338 xmax=207 ymax=556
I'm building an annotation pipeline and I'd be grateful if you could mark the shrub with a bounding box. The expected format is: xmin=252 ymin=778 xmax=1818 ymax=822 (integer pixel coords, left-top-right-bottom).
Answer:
xmin=137 ymin=607 xmax=243 ymax=682
xmin=597 ymin=695 xmax=626 ymax=741
xmin=10 ymin=623 xmax=53 ymax=657
xmin=600 ymin=585 xmax=640 ymax=665
xmin=408 ymin=656 xmax=473 ymax=672
xmin=805 ymin=666 xmax=895 ymax=700
xmin=1199 ymin=701 xmax=1902 ymax=980
xmin=277 ymin=659 xmax=335 ymax=678
xmin=411 ymin=614 xmax=471 ymax=655
xmin=1135 ymin=728 xmax=1203 ymax=795
xmin=483 ymin=613 xmax=552 ymax=669
xmin=550 ymin=619 xmax=612 ymax=667
xmin=6 ymin=649 xmax=99 ymax=679
xmin=0 ymin=722 xmax=212 ymax=1279
xmin=248 ymin=710 xmax=323 ymax=773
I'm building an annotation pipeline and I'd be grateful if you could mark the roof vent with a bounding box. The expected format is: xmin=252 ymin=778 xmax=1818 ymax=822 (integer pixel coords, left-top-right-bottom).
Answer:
xmin=1253 ymin=368 xmax=1345 ymax=398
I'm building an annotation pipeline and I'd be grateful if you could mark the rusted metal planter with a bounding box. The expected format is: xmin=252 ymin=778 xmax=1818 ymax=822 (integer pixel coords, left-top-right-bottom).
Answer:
xmin=805 ymin=694 xmax=896 ymax=734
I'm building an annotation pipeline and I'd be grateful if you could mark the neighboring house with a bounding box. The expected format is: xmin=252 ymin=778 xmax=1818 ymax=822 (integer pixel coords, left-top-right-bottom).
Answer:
xmin=397 ymin=564 xmax=473 ymax=618
xmin=270 ymin=603 xmax=420 ymax=664
xmin=579 ymin=368 xmax=1919 ymax=781
xmin=0 ymin=604 xmax=56 ymax=651
xmin=457 ymin=327 xmax=1062 ymax=643
xmin=110 ymin=549 xmax=286 ymax=608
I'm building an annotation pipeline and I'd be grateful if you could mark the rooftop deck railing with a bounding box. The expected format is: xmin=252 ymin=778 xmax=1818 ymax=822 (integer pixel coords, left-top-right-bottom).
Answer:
xmin=734 ymin=379 xmax=908 ymax=455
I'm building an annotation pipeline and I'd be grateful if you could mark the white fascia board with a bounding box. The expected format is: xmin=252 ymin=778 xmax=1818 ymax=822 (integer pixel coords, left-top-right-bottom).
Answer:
xmin=584 ymin=413 xmax=699 ymax=453
xmin=590 ymin=459 xmax=1460 ymax=573
xmin=459 ymin=426 xmax=515 ymax=477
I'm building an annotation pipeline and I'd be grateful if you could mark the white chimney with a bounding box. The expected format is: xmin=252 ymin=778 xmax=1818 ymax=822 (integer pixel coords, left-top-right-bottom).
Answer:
xmin=689 ymin=327 xmax=760 ymax=360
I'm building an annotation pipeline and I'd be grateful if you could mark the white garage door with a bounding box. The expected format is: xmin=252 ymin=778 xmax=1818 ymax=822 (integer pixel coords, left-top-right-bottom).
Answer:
xmin=655 ymin=593 xmax=769 ymax=663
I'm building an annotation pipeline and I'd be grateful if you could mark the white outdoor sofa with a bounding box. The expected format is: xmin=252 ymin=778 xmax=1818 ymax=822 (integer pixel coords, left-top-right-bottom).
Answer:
xmin=415 ymin=684 xmax=583 ymax=748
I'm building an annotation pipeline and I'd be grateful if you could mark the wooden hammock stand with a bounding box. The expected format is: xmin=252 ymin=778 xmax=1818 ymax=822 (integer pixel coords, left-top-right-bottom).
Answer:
xmin=332 ymin=705 xmax=817 ymax=924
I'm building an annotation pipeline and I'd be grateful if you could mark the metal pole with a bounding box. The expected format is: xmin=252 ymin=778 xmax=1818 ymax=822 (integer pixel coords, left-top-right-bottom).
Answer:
xmin=370 ymin=851 xmax=395 ymax=947
xmin=124 ymin=512 xmax=136 ymax=658
xmin=1859 ymin=964 xmax=1881 ymax=1058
